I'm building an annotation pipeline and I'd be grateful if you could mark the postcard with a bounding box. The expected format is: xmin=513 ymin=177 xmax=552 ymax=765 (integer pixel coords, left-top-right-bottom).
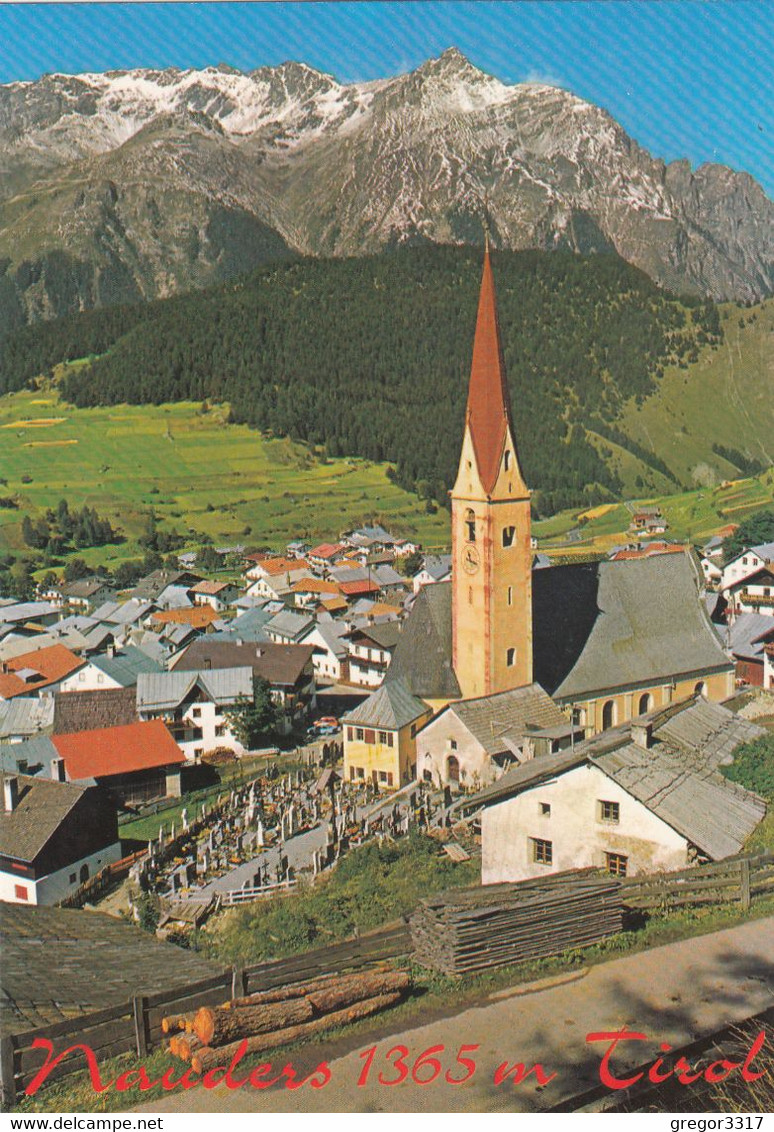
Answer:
xmin=0 ymin=0 xmax=772 ymax=1120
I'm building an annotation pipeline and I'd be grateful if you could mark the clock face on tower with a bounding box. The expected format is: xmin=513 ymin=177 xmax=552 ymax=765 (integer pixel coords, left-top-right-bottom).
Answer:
xmin=462 ymin=545 xmax=480 ymax=574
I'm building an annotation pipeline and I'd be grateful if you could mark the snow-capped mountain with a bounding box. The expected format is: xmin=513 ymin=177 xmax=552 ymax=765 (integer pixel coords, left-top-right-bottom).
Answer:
xmin=1 ymin=48 xmax=771 ymax=323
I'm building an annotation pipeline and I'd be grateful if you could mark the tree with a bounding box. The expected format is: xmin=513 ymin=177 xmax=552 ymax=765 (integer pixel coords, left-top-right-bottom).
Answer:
xmin=113 ymin=559 xmax=143 ymax=589
xmin=397 ymin=550 xmax=423 ymax=577
xmin=63 ymin=557 xmax=91 ymax=582
xmin=224 ymin=676 xmax=282 ymax=750
xmin=723 ymin=509 xmax=774 ymax=563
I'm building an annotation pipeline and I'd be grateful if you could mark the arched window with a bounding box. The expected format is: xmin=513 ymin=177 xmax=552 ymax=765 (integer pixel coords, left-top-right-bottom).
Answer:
xmin=79 ymin=864 xmax=90 ymax=883
xmin=502 ymin=526 xmax=516 ymax=548
xmin=423 ymin=768 xmax=433 ymax=783
xmin=694 ymin=681 xmax=707 ymax=698
xmin=504 ymin=450 xmax=511 ymax=471
xmin=464 ymin=508 xmax=476 ymax=542
xmin=447 ymin=756 xmax=460 ymax=783
xmin=638 ymin=692 xmax=653 ymax=715
xmin=601 ymin=700 xmax=616 ymax=731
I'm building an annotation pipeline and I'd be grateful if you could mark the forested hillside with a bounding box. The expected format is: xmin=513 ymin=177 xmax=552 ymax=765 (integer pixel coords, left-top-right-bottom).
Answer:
xmin=0 ymin=246 xmax=722 ymax=515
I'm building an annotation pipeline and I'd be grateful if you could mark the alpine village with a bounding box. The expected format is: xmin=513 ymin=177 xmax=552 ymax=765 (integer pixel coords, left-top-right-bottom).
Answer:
xmin=0 ymin=48 xmax=773 ymax=1114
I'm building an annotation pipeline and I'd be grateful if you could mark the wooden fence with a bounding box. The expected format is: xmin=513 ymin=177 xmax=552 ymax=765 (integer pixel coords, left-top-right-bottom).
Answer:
xmin=620 ymin=852 xmax=774 ymax=912
xmin=59 ymin=849 xmax=149 ymax=910
xmin=0 ymin=919 xmax=411 ymax=1107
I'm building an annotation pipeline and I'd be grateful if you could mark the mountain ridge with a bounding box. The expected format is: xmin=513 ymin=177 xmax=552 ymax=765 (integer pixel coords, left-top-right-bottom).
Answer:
xmin=1 ymin=48 xmax=772 ymax=324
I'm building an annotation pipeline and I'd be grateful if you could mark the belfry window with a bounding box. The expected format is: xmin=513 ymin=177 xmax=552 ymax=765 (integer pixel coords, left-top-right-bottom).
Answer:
xmin=502 ymin=526 xmax=516 ymax=548
xmin=504 ymin=450 xmax=511 ymax=471
xmin=465 ymin=508 xmax=476 ymax=542
xmin=506 ymin=647 xmax=516 ymax=667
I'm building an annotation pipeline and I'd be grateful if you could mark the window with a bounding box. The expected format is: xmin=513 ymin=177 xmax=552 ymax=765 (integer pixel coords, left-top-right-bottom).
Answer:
xmin=378 ymin=730 xmax=393 ymax=745
xmin=215 ymin=724 xmax=225 ymax=737
xmin=447 ymin=755 xmax=460 ymax=782
xmin=379 ymin=771 xmax=388 ymax=783
xmin=601 ymin=700 xmax=616 ymax=731
xmin=694 ymin=681 xmax=707 ymax=697
xmin=502 ymin=526 xmax=516 ymax=548
xmin=69 ymin=873 xmax=76 ymax=883
xmin=449 ymin=738 xmax=457 ymax=750
xmin=468 ymin=586 xmax=473 ymax=605
xmin=531 ymin=838 xmax=553 ymax=865
xmin=504 ymin=450 xmax=511 ymax=471
xmin=14 ymin=885 xmax=28 ymax=901
xmin=507 ymin=586 xmax=513 ymax=606
xmin=79 ymin=864 xmax=89 ymax=883
xmin=191 ymin=707 xmax=202 ymax=718
xmin=506 ymin=647 xmax=516 ymax=667
xmin=539 ymin=802 xmax=551 ymax=817
xmin=599 ymin=800 xmax=620 ymax=824
xmin=605 ymin=852 xmax=628 ymax=877
xmin=349 ymin=765 xmax=356 ymax=780
xmin=356 ymin=728 xmax=364 ymax=741
xmin=638 ymin=692 xmax=653 ymax=715
xmin=79 ymin=671 xmax=86 ymax=682
xmin=410 ymin=723 xmax=418 ymax=738
xmin=464 ymin=508 xmax=476 ymax=542
xmin=346 ymin=727 xmax=353 ymax=741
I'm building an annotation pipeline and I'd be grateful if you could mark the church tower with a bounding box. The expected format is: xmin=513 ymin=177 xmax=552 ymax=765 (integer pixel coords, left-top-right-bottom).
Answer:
xmin=451 ymin=240 xmax=533 ymax=699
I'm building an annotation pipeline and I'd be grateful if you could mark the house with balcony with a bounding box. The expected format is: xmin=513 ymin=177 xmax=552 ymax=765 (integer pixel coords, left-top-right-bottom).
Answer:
xmin=136 ymin=667 xmax=254 ymax=759
xmin=347 ymin=622 xmax=402 ymax=687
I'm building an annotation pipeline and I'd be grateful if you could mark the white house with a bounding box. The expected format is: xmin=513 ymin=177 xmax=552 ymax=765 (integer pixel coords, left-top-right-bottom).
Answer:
xmin=190 ymin=580 xmax=240 ymax=611
xmin=58 ymin=645 xmax=162 ymax=693
xmin=0 ymin=772 xmax=121 ymax=905
xmin=136 ymin=667 xmax=254 ymax=760
xmin=413 ymin=555 xmax=452 ymax=594
xmin=299 ymin=621 xmax=350 ymax=683
xmin=473 ymin=710 xmax=766 ymax=886
xmin=347 ymin=622 xmax=402 ymax=687
xmin=720 ymin=543 xmax=774 ymax=593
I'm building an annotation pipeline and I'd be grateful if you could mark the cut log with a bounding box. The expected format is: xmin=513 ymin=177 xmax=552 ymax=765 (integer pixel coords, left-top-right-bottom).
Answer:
xmin=307 ymin=970 xmax=410 ymax=1015
xmin=162 ymin=1012 xmax=195 ymax=1034
xmin=176 ymin=1034 xmax=204 ymax=1062
xmin=228 ymin=969 xmax=388 ymax=1009
xmin=168 ymin=1035 xmax=181 ymax=1058
xmin=195 ymin=997 xmax=314 ymax=1047
xmin=192 ymin=990 xmax=403 ymax=1073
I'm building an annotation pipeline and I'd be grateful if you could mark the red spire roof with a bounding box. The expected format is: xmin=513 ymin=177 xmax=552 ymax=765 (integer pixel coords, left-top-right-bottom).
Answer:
xmin=465 ymin=241 xmax=517 ymax=494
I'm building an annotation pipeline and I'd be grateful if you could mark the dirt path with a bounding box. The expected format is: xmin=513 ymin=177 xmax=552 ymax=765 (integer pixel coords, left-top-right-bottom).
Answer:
xmin=132 ymin=915 xmax=774 ymax=1114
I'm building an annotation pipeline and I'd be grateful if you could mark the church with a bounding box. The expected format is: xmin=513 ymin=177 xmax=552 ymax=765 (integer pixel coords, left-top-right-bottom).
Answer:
xmin=344 ymin=243 xmax=734 ymax=790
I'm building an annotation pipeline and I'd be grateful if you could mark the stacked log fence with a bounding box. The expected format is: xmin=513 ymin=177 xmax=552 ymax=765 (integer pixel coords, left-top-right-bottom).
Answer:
xmin=409 ymin=868 xmax=623 ymax=977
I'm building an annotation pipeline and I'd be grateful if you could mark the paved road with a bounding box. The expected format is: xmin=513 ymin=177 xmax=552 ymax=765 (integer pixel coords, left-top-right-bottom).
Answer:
xmin=132 ymin=915 xmax=774 ymax=1113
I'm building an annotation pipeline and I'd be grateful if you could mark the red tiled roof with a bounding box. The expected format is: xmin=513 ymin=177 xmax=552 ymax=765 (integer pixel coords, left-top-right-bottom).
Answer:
xmin=191 ymin=580 xmax=231 ymax=595
xmin=610 ymin=543 xmax=685 ymax=561
xmin=52 ymin=719 xmax=184 ymax=780
xmin=308 ymin=543 xmax=344 ymax=559
xmin=466 ymin=242 xmax=518 ymax=495
xmin=291 ymin=577 xmax=342 ymax=594
xmin=339 ymin=578 xmax=382 ymax=597
xmin=151 ymin=606 xmax=220 ymax=628
xmin=0 ymin=644 xmax=84 ymax=700
xmin=258 ymin=557 xmax=309 ymax=576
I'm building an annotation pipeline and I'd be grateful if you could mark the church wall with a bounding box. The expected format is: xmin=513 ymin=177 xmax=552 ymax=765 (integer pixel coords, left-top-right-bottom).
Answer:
xmin=415 ymin=711 xmax=492 ymax=790
xmin=481 ymin=763 xmax=688 ymax=885
xmin=561 ymin=669 xmax=735 ymax=737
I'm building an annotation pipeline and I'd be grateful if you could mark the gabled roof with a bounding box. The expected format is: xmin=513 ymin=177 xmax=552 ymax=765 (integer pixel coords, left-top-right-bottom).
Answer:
xmin=0 ymin=644 xmax=84 ymax=700
xmin=0 ymin=697 xmax=55 ymax=741
xmin=464 ymin=242 xmax=522 ymax=495
xmin=432 ymin=683 xmax=567 ymax=756
xmin=52 ymin=719 xmax=185 ymax=780
xmin=343 ymin=679 xmax=428 ymax=730
xmin=349 ymin=621 xmax=403 ymax=650
xmin=724 ymin=612 xmax=774 ymax=660
xmin=172 ymin=640 xmax=314 ymax=687
xmin=53 ymin=687 xmax=138 ymax=734
xmin=89 ymin=645 xmax=163 ymax=687
xmin=0 ymin=602 xmax=58 ymax=626
xmin=151 ymin=606 xmax=221 ymax=629
xmin=0 ymin=773 xmax=91 ymax=862
xmin=265 ymin=609 xmax=314 ymax=639
xmin=533 ymin=552 xmax=732 ymax=700
xmin=653 ymin=696 xmax=765 ymax=768
xmin=129 ymin=569 xmax=203 ymax=601
xmin=191 ymin=579 xmax=234 ymax=595
xmin=308 ymin=543 xmax=345 ymax=559
xmin=420 ymin=555 xmax=452 ymax=581
xmin=136 ymin=667 xmax=253 ymax=712
xmin=386 ymin=581 xmax=461 ymax=700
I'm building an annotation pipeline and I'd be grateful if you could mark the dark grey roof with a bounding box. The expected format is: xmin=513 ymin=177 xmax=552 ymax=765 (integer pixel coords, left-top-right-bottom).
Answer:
xmin=265 ymin=609 xmax=314 ymax=640
xmin=343 ymin=679 xmax=429 ymax=729
xmin=433 ymin=683 xmax=567 ymax=756
xmin=725 ymin=613 xmax=774 ymax=660
xmin=0 ymin=735 xmax=59 ymax=776
xmin=172 ymin=639 xmax=314 ymax=688
xmin=53 ymin=687 xmax=138 ymax=734
xmin=386 ymin=581 xmax=461 ymax=700
xmin=350 ymin=621 xmax=403 ymax=649
xmin=209 ymin=607 xmax=273 ymax=643
xmin=0 ymin=903 xmax=221 ymax=1036
xmin=534 ymin=552 xmax=732 ymax=700
xmin=421 ymin=555 xmax=452 ymax=581
xmin=0 ymin=773 xmax=88 ymax=861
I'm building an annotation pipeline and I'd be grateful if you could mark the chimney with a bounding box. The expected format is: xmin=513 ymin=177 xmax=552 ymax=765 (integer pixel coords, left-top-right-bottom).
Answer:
xmin=51 ymin=757 xmax=67 ymax=783
xmin=3 ymin=776 xmax=19 ymax=812
xmin=106 ymin=642 xmax=115 ymax=658
xmin=632 ymin=721 xmax=653 ymax=749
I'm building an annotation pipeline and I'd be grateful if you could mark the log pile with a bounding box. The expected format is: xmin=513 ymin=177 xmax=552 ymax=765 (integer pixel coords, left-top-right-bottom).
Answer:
xmin=410 ymin=869 xmax=622 ymax=976
xmin=161 ymin=967 xmax=410 ymax=1071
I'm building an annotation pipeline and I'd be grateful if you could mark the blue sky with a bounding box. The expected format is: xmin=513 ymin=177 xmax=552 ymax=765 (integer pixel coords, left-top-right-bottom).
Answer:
xmin=2 ymin=2 xmax=772 ymax=196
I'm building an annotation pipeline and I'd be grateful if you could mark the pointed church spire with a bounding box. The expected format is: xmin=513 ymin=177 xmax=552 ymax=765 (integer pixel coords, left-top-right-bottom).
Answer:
xmin=464 ymin=239 xmax=518 ymax=495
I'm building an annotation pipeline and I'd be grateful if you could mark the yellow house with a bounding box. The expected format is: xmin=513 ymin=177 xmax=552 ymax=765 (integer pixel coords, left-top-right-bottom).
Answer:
xmin=342 ymin=680 xmax=432 ymax=790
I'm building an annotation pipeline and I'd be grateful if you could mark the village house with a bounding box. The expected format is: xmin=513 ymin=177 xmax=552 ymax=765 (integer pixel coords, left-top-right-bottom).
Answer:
xmin=51 ymin=718 xmax=186 ymax=805
xmin=720 ymin=542 xmax=774 ymax=594
xmin=347 ymin=622 xmax=403 ymax=688
xmin=722 ymin=613 xmax=774 ymax=686
xmin=0 ymin=698 xmax=55 ymax=745
xmin=290 ymin=577 xmax=343 ymax=610
xmin=0 ymin=644 xmax=85 ymax=702
xmin=299 ymin=620 xmax=350 ymax=683
xmin=608 ymin=541 xmax=685 ymax=561
xmin=243 ymin=556 xmax=310 ymax=585
xmin=0 ymin=772 xmax=121 ymax=905
xmin=0 ymin=601 xmax=60 ymax=636
xmin=58 ymin=644 xmax=162 ymax=693
xmin=415 ymin=683 xmax=577 ymax=790
xmin=473 ymin=698 xmax=766 ymax=885
xmin=629 ymin=506 xmax=668 ymax=535
xmin=265 ymin=609 xmax=315 ymax=645
xmin=169 ymin=639 xmax=316 ymax=734
xmin=136 ymin=667 xmax=254 ymax=759
xmin=765 ymin=642 xmax=774 ymax=689
xmin=129 ymin=568 xmax=203 ymax=607
xmin=307 ymin=543 xmax=348 ymax=571
xmin=53 ymin=687 xmax=139 ymax=735
xmin=150 ymin=605 xmax=223 ymax=632
xmin=342 ymin=679 xmax=432 ymax=790
xmin=56 ymin=578 xmax=117 ymax=611
xmin=413 ymin=554 xmax=452 ymax=594
xmin=190 ymin=579 xmax=240 ymax=611
xmin=724 ymin=563 xmax=774 ymax=619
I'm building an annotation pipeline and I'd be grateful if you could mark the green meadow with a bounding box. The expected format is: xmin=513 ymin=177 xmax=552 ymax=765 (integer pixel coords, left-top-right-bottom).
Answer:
xmin=0 ymin=389 xmax=450 ymax=565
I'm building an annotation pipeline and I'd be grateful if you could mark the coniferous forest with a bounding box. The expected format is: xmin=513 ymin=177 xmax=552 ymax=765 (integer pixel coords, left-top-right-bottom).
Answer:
xmin=0 ymin=246 xmax=722 ymax=515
